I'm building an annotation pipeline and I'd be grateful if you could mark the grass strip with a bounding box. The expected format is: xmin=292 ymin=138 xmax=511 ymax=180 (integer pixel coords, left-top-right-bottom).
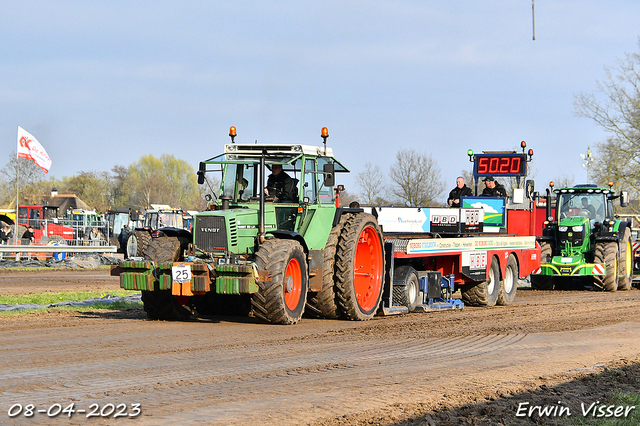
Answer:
xmin=0 ymin=290 xmax=138 ymax=305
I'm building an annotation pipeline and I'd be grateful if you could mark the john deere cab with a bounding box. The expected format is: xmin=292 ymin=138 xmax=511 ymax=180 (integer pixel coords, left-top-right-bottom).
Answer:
xmin=531 ymin=182 xmax=632 ymax=291
xmin=117 ymin=127 xmax=386 ymax=325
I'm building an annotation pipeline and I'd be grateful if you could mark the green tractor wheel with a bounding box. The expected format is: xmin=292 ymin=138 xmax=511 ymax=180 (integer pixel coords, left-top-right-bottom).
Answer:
xmin=617 ymin=227 xmax=633 ymax=291
xmin=531 ymin=242 xmax=554 ymax=290
xmin=305 ymin=214 xmax=351 ymax=319
xmin=334 ymin=213 xmax=385 ymax=320
xmin=594 ymin=241 xmax=618 ymax=291
xmin=140 ymin=237 xmax=192 ymax=321
xmin=251 ymin=239 xmax=308 ymax=325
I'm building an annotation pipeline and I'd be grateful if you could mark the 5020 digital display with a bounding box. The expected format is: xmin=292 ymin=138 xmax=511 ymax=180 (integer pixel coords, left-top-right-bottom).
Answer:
xmin=474 ymin=154 xmax=527 ymax=177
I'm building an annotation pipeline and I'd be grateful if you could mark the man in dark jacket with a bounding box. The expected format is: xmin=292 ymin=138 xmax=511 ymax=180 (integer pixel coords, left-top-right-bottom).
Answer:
xmin=266 ymin=164 xmax=297 ymax=202
xmin=447 ymin=177 xmax=473 ymax=208
xmin=481 ymin=176 xmax=507 ymax=197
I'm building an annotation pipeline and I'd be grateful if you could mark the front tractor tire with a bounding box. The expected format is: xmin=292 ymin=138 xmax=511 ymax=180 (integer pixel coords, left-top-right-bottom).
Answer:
xmin=461 ymin=255 xmax=501 ymax=307
xmin=252 ymin=239 xmax=308 ymax=325
xmin=335 ymin=213 xmax=385 ymax=321
xmin=530 ymin=242 xmax=554 ymax=290
xmin=618 ymin=227 xmax=633 ymax=291
xmin=140 ymin=236 xmax=191 ymax=321
xmin=594 ymin=241 xmax=618 ymax=291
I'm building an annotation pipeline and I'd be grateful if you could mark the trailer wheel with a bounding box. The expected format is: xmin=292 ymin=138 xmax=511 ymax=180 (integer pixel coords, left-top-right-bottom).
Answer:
xmin=305 ymin=214 xmax=351 ymax=319
xmin=251 ymin=239 xmax=308 ymax=325
xmin=141 ymin=236 xmax=191 ymax=320
xmin=617 ymin=227 xmax=633 ymax=291
xmin=335 ymin=213 xmax=384 ymax=320
xmin=392 ymin=265 xmax=420 ymax=312
xmin=497 ymin=255 xmax=518 ymax=305
xmin=531 ymin=242 xmax=554 ymax=290
xmin=461 ymin=256 xmax=501 ymax=307
xmin=594 ymin=241 xmax=618 ymax=291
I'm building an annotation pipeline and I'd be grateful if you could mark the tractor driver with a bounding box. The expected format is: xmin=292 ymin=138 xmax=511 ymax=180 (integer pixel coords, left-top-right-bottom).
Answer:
xmin=265 ymin=164 xmax=296 ymax=202
xmin=581 ymin=197 xmax=596 ymax=219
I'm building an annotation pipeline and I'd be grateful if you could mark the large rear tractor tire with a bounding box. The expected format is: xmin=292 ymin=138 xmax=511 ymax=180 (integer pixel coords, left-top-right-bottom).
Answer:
xmin=305 ymin=215 xmax=351 ymax=319
xmin=497 ymin=254 xmax=518 ymax=305
xmin=392 ymin=265 xmax=421 ymax=312
xmin=135 ymin=230 xmax=152 ymax=258
xmin=335 ymin=213 xmax=384 ymax=321
xmin=531 ymin=242 xmax=554 ymax=290
xmin=144 ymin=236 xmax=181 ymax=263
xmin=594 ymin=241 xmax=618 ymax=291
xmin=461 ymin=256 xmax=501 ymax=307
xmin=140 ymin=236 xmax=191 ymax=320
xmin=617 ymin=227 xmax=633 ymax=291
xmin=251 ymin=239 xmax=308 ymax=325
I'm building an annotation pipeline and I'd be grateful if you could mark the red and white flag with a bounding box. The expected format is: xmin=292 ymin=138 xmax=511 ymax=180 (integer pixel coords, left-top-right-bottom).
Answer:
xmin=17 ymin=126 xmax=52 ymax=173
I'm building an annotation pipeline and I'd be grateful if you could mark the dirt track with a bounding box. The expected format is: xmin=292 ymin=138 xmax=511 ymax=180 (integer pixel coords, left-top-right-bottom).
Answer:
xmin=1 ymin=269 xmax=640 ymax=425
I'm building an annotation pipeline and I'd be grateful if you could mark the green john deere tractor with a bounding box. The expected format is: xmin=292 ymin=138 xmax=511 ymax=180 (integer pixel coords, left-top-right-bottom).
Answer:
xmin=531 ymin=183 xmax=632 ymax=291
xmin=117 ymin=127 xmax=386 ymax=324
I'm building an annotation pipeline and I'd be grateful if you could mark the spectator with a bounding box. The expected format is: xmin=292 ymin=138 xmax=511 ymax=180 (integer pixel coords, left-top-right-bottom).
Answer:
xmin=447 ymin=177 xmax=473 ymax=208
xmin=22 ymin=227 xmax=35 ymax=244
xmin=349 ymin=201 xmax=361 ymax=208
xmin=481 ymin=176 xmax=507 ymax=197
xmin=21 ymin=227 xmax=35 ymax=261
xmin=89 ymin=227 xmax=101 ymax=246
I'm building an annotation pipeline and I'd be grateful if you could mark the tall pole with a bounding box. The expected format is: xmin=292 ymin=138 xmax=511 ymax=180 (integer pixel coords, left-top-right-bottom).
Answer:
xmin=532 ymin=0 xmax=536 ymax=41
xmin=14 ymin=144 xmax=19 ymax=244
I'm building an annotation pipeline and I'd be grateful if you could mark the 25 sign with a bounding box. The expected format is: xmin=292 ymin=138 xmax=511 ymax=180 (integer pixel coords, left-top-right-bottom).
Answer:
xmin=474 ymin=154 xmax=527 ymax=177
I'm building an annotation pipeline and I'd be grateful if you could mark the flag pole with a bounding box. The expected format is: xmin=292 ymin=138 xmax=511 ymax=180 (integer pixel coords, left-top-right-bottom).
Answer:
xmin=15 ymin=128 xmax=19 ymax=244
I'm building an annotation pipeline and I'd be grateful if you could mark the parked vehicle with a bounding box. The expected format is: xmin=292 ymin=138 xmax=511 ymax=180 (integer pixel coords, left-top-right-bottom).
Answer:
xmin=531 ymin=182 xmax=632 ymax=291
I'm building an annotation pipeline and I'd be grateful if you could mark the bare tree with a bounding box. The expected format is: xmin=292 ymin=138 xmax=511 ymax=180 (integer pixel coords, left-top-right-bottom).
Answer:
xmin=389 ymin=148 xmax=443 ymax=207
xmin=0 ymin=153 xmax=50 ymax=207
xmin=574 ymin=38 xmax=640 ymax=200
xmin=355 ymin=162 xmax=387 ymax=205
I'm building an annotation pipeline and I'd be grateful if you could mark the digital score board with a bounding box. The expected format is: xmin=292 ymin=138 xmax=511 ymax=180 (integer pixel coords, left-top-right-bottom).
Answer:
xmin=473 ymin=153 xmax=527 ymax=178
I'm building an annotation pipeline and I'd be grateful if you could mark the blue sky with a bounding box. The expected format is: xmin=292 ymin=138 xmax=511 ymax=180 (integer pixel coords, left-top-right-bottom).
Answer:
xmin=1 ymin=1 xmax=639 ymax=202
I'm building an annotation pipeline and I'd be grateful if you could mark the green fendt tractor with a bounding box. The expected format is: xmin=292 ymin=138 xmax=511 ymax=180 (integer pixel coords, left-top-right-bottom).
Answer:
xmin=531 ymin=182 xmax=632 ymax=291
xmin=117 ymin=127 xmax=385 ymax=324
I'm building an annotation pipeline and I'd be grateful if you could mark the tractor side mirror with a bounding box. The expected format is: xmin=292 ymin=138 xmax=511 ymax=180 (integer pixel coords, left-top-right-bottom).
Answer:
xmin=323 ymin=163 xmax=335 ymax=187
xmin=197 ymin=162 xmax=206 ymax=185
xmin=620 ymin=191 xmax=629 ymax=207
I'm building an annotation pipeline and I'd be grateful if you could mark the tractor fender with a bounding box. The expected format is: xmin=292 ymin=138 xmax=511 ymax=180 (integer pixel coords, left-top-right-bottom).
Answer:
xmin=154 ymin=227 xmax=192 ymax=240
xmin=536 ymin=235 xmax=555 ymax=244
xmin=615 ymin=221 xmax=631 ymax=240
xmin=332 ymin=207 xmax=365 ymax=228
xmin=265 ymin=230 xmax=308 ymax=253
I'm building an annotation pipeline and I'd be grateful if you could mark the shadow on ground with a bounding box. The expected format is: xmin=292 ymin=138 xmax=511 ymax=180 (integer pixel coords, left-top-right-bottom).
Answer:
xmin=318 ymin=361 xmax=640 ymax=426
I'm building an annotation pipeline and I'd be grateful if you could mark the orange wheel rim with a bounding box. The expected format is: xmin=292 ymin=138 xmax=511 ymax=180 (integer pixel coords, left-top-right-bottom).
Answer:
xmin=284 ymin=258 xmax=302 ymax=310
xmin=353 ymin=225 xmax=383 ymax=311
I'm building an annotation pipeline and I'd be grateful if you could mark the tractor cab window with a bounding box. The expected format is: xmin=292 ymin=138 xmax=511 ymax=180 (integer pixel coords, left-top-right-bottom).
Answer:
xmin=558 ymin=193 xmax=606 ymax=222
xmin=303 ymin=159 xmax=317 ymax=203
xmin=317 ymin=157 xmax=335 ymax=204
xmin=222 ymin=163 xmax=257 ymax=202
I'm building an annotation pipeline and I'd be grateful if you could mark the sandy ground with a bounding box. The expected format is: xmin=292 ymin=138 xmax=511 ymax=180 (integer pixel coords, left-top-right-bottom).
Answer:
xmin=0 ymin=269 xmax=639 ymax=425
